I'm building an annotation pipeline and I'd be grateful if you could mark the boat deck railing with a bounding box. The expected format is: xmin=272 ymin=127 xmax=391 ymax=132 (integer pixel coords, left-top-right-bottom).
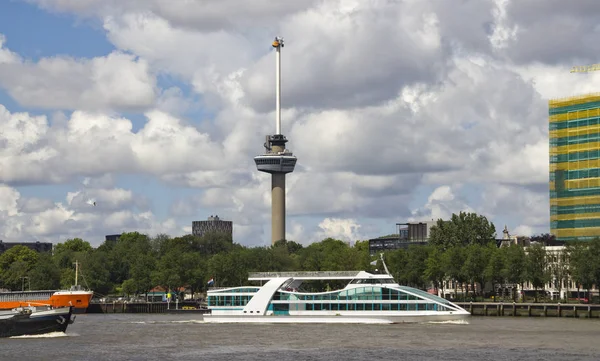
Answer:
xmin=248 ymin=271 xmax=364 ymax=280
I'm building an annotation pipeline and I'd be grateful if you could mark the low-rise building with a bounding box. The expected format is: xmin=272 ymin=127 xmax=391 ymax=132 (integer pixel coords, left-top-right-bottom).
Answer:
xmin=0 ymin=240 xmax=53 ymax=254
xmin=368 ymin=221 xmax=435 ymax=255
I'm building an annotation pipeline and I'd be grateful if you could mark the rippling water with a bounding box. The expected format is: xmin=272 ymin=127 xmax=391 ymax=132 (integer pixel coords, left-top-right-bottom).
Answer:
xmin=2 ymin=314 xmax=599 ymax=360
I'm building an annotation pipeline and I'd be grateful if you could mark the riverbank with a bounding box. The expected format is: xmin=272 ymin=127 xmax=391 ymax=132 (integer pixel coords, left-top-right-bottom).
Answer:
xmin=455 ymin=302 xmax=600 ymax=318
xmin=87 ymin=302 xmax=600 ymax=318
xmin=87 ymin=302 xmax=209 ymax=314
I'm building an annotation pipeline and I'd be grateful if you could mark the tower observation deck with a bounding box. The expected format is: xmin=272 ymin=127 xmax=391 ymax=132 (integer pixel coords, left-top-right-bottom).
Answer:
xmin=254 ymin=37 xmax=297 ymax=245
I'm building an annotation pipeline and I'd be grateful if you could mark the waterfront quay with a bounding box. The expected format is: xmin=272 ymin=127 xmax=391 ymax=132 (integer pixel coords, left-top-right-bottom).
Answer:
xmin=87 ymin=302 xmax=209 ymax=314
xmin=455 ymin=302 xmax=600 ymax=318
xmin=87 ymin=301 xmax=600 ymax=318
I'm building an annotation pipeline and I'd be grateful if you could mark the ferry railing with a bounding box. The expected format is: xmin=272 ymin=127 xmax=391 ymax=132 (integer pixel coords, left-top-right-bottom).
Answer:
xmin=207 ymin=287 xmax=236 ymax=291
xmin=248 ymin=271 xmax=362 ymax=279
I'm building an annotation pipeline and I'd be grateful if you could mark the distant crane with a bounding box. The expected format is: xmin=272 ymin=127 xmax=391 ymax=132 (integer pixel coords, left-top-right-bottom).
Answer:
xmin=570 ymin=63 xmax=600 ymax=73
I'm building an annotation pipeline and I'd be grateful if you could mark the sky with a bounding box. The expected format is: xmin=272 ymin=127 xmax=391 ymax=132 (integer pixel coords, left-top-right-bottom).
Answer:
xmin=1 ymin=0 xmax=600 ymax=247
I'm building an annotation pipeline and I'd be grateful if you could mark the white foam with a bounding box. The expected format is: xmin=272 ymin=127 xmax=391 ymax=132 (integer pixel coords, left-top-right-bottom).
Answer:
xmin=10 ymin=331 xmax=76 ymax=339
xmin=425 ymin=319 xmax=470 ymax=325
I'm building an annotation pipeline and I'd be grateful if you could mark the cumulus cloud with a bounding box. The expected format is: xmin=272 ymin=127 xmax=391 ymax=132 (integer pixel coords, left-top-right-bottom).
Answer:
xmin=0 ymin=34 xmax=20 ymax=64
xmin=29 ymin=0 xmax=321 ymax=31
xmin=0 ymin=106 xmax=229 ymax=185
xmin=314 ymin=218 xmax=363 ymax=245
xmin=6 ymin=0 xmax=598 ymax=244
xmin=0 ymin=41 xmax=157 ymax=111
xmin=409 ymin=185 xmax=475 ymax=222
xmin=0 ymin=180 xmax=181 ymax=244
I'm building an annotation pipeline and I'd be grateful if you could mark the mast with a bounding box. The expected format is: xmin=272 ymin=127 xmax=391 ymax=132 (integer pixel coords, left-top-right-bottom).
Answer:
xmin=379 ymin=253 xmax=391 ymax=276
xmin=274 ymin=36 xmax=283 ymax=135
xmin=74 ymin=260 xmax=79 ymax=287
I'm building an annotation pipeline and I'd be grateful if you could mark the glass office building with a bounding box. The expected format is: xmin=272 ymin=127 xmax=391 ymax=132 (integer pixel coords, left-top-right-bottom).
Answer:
xmin=549 ymin=93 xmax=600 ymax=241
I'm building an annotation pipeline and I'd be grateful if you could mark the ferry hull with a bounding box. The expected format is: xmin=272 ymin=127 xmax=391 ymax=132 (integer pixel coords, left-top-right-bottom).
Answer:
xmin=203 ymin=313 xmax=470 ymax=324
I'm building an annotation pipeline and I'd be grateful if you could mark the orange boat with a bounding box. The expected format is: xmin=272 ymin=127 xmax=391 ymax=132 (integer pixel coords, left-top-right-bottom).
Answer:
xmin=0 ymin=261 xmax=94 ymax=313
xmin=0 ymin=287 xmax=93 ymax=313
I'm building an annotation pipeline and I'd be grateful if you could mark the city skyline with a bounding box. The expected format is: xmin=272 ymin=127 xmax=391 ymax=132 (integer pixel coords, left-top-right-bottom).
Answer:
xmin=1 ymin=1 xmax=600 ymax=246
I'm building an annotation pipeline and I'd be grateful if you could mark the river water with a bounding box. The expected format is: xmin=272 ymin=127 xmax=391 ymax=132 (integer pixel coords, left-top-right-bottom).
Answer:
xmin=2 ymin=314 xmax=599 ymax=360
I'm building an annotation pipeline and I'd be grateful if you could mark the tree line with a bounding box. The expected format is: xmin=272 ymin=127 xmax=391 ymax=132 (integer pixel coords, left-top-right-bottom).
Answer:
xmin=0 ymin=211 xmax=599 ymax=303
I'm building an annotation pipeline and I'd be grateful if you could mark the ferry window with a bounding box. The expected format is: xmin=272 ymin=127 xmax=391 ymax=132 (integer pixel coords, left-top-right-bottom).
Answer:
xmin=355 ymin=303 xmax=364 ymax=311
xmin=382 ymin=303 xmax=390 ymax=311
xmin=399 ymin=304 xmax=407 ymax=311
xmin=373 ymin=304 xmax=381 ymax=311
xmin=382 ymin=288 xmax=391 ymax=300
xmin=331 ymin=303 xmax=339 ymax=311
xmin=407 ymin=304 xmax=416 ymax=311
xmin=391 ymin=304 xmax=399 ymax=311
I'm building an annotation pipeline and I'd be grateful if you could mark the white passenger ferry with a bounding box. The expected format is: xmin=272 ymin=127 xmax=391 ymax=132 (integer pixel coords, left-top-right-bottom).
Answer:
xmin=204 ymin=270 xmax=470 ymax=324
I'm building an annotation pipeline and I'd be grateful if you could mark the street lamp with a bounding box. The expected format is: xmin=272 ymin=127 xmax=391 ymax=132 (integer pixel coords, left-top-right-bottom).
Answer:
xmin=21 ymin=276 xmax=30 ymax=292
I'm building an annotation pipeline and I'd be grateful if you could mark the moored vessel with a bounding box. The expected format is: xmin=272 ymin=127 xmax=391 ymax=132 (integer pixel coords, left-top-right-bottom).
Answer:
xmin=0 ymin=261 xmax=93 ymax=313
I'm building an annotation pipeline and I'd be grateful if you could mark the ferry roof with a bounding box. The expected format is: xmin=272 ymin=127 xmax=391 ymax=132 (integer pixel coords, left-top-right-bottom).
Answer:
xmin=248 ymin=271 xmax=393 ymax=281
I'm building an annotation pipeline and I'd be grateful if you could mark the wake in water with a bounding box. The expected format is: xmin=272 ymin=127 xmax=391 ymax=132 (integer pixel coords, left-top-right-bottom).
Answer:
xmin=10 ymin=331 xmax=78 ymax=339
xmin=424 ymin=319 xmax=470 ymax=325
xmin=127 ymin=320 xmax=205 ymax=325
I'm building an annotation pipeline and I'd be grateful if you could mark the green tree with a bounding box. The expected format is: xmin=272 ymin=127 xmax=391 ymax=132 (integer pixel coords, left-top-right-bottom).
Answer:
xmin=525 ymin=243 xmax=549 ymax=302
xmin=442 ymin=246 xmax=467 ymax=300
xmin=108 ymin=232 xmax=154 ymax=287
xmin=590 ymin=239 xmax=600 ymax=302
xmin=404 ymin=246 xmax=429 ymax=288
xmin=424 ymin=246 xmax=445 ymax=295
xmin=128 ymin=254 xmax=156 ymax=295
xmin=0 ymin=246 xmax=39 ymax=290
xmin=82 ymin=250 xmax=112 ymax=296
xmin=566 ymin=241 xmax=594 ymax=301
xmin=28 ymin=252 xmax=61 ymax=290
xmin=485 ymin=246 xmax=506 ymax=301
xmin=53 ymin=238 xmax=93 ymax=268
xmin=503 ymin=245 xmax=527 ymax=301
xmin=194 ymin=232 xmax=234 ymax=255
xmin=428 ymin=211 xmax=496 ymax=249
xmin=548 ymin=248 xmax=569 ymax=302
xmin=462 ymin=244 xmax=490 ymax=299
xmin=386 ymin=249 xmax=410 ymax=286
